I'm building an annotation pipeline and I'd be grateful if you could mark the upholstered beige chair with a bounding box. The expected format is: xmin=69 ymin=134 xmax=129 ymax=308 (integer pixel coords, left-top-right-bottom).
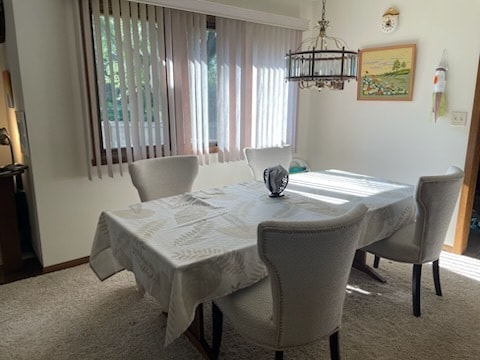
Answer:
xmin=128 ymin=155 xmax=199 ymax=202
xmin=244 ymin=145 xmax=292 ymax=181
xmin=211 ymin=204 xmax=368 ymax=360
xmin=363 ymin=166 xmax=464 ymax=317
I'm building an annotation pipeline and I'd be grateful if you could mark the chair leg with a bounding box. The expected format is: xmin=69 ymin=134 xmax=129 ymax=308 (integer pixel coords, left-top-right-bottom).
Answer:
xmin=412 ymin=264 xmax=422 ymax=317
xmin=329 ymin=330 xmax=340 ymax=360
xmin=373 ymin=255 xmax=380 ymax=268
xmin=211 ymin=302 xmax=223 ymax=359
xmin=432 ymin=259 xmax=442 ymax=296
xmin=275 ymin=351 xmax=284 ymax=360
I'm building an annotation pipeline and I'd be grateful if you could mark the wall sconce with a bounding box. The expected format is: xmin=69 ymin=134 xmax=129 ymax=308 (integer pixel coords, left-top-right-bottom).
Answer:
xmin=0 ymin=127 xmax=16 ymax=170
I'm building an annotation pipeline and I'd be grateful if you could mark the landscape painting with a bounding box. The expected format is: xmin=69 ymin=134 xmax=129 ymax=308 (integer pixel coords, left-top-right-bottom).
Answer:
xmin=357 ymin=44 xmax=416 ymax=101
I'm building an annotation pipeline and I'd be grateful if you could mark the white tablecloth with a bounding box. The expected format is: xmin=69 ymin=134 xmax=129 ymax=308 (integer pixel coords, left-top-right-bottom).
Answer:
xmin=90 ymin=170 xmax=415 ymax=345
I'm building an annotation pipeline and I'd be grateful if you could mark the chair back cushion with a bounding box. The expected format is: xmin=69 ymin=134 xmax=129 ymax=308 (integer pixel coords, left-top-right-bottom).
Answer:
xmin=257 ymin=204 xmax=368 ymax=348
xmin=244 ymin=145 xmax=292 ymax=181
xmin=415 ymin=166 xmax=464 ymax=262
xmin=128 ymin=155 xmax=199 ymax=202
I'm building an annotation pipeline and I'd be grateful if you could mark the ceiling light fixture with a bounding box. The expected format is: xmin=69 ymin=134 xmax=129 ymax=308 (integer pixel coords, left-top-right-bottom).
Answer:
xmin=285 ymin=0 xmax=358 ymax=91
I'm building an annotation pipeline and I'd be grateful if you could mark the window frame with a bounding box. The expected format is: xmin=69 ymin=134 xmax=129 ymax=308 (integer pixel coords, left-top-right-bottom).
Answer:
xmin=81 ymin=2 xmax=218 ymax=166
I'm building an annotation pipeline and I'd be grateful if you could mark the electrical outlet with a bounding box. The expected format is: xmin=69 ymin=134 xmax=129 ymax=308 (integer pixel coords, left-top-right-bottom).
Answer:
xmin=451 ymin=111 xmax=467 ymax=126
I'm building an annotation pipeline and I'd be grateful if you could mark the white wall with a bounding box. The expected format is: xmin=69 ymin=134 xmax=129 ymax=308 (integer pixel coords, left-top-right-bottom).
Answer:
xmin=205 ymin=0 xmax=301 ymax=17
xmin=5 ymin=0 xmax=477 ymax=266
xmin=301 ymin=0 xmax=478 ymax=185
xmin=298 ymin=0 xmax=480 ymax=246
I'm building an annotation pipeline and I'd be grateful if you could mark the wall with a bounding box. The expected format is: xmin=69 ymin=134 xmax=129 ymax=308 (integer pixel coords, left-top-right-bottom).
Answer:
xmin=0 ymin=47 xmax=9 ymax=164
xmin=299 ymin=0 xmax=480 ymax=246
xmin=205 ymin=0 xmax=300 ymax=17
xmin=302 ymin=0 xmax=477 ymax=182
xmin=5 ymin=0 xmax=303 ymax=267
xmin=6 ymin=0 xmax=477 ymax=267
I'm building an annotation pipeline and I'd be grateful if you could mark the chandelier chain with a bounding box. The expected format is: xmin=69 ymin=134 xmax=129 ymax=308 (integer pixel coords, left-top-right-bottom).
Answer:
xmin=321 ymin=0 xmax=326 ymax=22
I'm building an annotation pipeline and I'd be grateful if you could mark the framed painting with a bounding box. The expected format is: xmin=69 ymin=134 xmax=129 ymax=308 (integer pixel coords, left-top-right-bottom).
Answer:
xmin=357 ymin=44 xmax=416 ymax=101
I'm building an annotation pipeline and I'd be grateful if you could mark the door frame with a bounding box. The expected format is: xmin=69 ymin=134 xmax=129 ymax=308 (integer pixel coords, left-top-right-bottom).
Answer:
xmin=450 ymin=57 xmax=480 ymax=254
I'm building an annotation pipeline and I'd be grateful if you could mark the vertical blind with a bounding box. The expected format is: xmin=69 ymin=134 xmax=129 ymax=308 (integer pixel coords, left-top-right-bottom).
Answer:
xmin=216 ymin=18 xmax=300 ymax=162
xmin=80 ymin=0 xmax=300 ymax=178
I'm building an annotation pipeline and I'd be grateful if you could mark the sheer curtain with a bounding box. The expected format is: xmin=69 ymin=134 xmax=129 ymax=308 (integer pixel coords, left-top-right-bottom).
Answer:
xmin=216 ymin=18 xmax=300 ymax=163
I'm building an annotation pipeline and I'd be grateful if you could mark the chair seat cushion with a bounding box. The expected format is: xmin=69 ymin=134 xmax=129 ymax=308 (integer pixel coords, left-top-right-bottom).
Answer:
xmin=214 ymin=277 xmax=278 ymax=350
xmin=363 ymin=222 xmax=422 ymax=263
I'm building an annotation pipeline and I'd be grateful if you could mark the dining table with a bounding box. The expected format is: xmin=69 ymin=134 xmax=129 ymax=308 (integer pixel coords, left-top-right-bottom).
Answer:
xmin=89 ymin=169 xmax=416 ymax=357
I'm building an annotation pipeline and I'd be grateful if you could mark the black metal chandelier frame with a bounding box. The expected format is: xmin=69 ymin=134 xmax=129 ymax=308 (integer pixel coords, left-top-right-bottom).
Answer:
xmin=285 ymin=0 xmax=358 ymax=90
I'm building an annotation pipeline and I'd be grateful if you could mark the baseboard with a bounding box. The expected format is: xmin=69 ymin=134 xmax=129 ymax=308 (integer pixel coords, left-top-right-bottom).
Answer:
xmin=0 ymin=256 xmax=90 ymax=285
xmin=42 ymin=256 xmax=90 ymax=274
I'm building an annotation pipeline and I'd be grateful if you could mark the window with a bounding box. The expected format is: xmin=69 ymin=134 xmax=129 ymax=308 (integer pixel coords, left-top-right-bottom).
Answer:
xmin=206 ymin=27 xmax=217 ymax=141
xmin=80 ymin=0 xmax=300 ymax=177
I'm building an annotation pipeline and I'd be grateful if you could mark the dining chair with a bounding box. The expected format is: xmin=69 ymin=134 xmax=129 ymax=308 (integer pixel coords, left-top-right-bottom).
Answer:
xmin=211 ymin=204 xmax=368 ymax=360
xmin=244 ymin=145 xmax=292 ymax=181
xmin=362 ymin=166 xmax=464 ymax=317
xmin=128 ymin=155 xmax=199 ymax=202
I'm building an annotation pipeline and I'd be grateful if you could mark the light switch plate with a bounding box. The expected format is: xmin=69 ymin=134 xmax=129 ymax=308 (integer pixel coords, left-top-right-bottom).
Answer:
xmin=451 ymin=111 xmax=467 ymax=126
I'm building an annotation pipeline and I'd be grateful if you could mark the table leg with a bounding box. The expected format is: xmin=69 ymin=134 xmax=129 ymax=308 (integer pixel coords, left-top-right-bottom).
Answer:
xmin=184 ymin=304 xmax=214 ymax=359
xmin=352 ymin=250 xmax=386 ymax=283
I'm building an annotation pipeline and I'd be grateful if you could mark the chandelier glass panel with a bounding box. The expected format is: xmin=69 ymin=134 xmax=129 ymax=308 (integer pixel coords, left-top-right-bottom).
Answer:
xmin=285 ymin=0 xmax=358 ymax=90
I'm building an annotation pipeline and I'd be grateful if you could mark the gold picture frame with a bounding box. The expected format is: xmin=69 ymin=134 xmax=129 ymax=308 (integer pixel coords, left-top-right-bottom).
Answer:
xmin=357 ymin=44 xmax=416 ymax=101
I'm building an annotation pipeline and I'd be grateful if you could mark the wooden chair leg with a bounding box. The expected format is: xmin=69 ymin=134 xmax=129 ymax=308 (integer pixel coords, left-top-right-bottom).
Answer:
xmin=329 ymin=330 xmax=340 ymax=360
xmin=211 ymin=302 xmax=223 ymax=359
xmin=373 ymin=255 xmax=380 ymax=268
xmin=275 ymin=351 xmax=284 ymax=360
xmin=412 ymin=264 xmax=422 ymax=317
xmin=432 ymin=259 xmax=442 ymax=296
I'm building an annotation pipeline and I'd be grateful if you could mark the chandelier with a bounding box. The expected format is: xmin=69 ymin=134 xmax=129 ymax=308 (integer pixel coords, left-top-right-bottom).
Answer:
xmin=285 ymin=0 xmax=358 ymax=91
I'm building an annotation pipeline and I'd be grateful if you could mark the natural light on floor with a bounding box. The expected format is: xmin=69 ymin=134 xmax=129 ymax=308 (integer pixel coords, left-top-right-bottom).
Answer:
xmin=440 ymin=251 xmax=480 ymax=282
xmin=345 ymin=251 xmax=480 ymax=297
xmin=346 ymin=284 xmax=372 ymax=295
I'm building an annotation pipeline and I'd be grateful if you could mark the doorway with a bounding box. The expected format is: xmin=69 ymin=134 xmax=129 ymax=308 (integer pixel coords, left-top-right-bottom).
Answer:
xmin=465 ymin=176 xmax=480 ymax=258
xmin=452 ymin=57 xmax=480 ymax=255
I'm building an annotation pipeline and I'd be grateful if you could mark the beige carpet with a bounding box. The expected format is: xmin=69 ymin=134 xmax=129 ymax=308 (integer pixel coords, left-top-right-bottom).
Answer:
xmin=1 ymin=253 xmax=479 ymax=359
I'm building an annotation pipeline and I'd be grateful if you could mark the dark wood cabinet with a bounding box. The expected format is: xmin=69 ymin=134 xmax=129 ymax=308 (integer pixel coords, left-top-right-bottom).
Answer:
xmin=0 ymin=166 xmax=27 ymax=274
